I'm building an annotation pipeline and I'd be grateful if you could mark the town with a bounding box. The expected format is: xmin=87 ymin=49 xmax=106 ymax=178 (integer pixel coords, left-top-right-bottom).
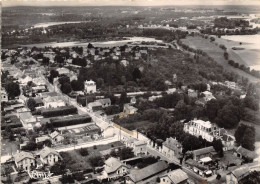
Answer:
xmin=1 ymin=2 xmax=260 ymax=184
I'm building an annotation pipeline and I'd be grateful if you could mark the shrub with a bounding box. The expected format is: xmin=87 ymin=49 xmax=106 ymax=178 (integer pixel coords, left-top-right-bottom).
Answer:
xmin=50 ymin=115 xmax=92 ymax=128
xmin=78 ymin=148 xmax=89 ymax=156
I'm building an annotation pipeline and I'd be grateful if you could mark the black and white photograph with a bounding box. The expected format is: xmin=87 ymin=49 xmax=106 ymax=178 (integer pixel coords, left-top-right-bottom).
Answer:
xmin=1 ymin=0 xmax=260 ymax=183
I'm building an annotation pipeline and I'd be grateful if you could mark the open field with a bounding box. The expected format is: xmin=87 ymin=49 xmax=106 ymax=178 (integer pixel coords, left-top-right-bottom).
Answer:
xmin=181 ymin=36 xmax=260 ymax=83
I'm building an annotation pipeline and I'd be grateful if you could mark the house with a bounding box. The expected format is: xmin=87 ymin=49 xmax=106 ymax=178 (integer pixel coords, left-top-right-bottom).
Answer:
xmin=49 ymin=131 xmax=64 ymax=144
xmin=32 ymin=77 xmax=46 ymax=86
xmin=225 ymin=81 xmax=236 ymax=89
xmin=56 ymin=67 xmax=70 ymax=75
xmin=234 ymin=146 xmax=257 ymax=162
xmin=125 ymin=138 xmax=147 ymax=156
xmin=184 ymin=119 xmax=216 ymax=142
xmin=159 ymin=169 xmax=188 ymax=184
xmin=34 ymin=98 xmax=44 ymax=108
xmin=18 ymin=75 xmax=32 ymax=86
xmin=162 ymin=137 xmax=183 ymax=160
xmin=192 ymin=146 xmax=217 ymax=161
xmin=88 ymin=101 xmax=103 ymax=111
xmin=97 ymin=98 xmax=111 ymax=108
xmin=130 ymin=97 xmax=136 ymax=104
xmin=102 ymin=157 xmax=130 ymax=180
xmin=126 ymin=161 xmax=168 ymax=184
xmin=226 ymin=165 xmax=250 ymax=184
xmin=101 ymin=124 xmax=115 ymax=138
xmin=42 ymin=96 xmax=66 ymax=108
xmin=32 ymin=86 xmax=47 ymax=93
xmin=121 ymin=59 xmax=129 ymax=67
xmin=188 ymin=89 xmax=198 ymax=98
xmin=201 ymin=91 xmax=215 ymax=102
xmin=122 ymin=104 xmax=138 ymax=117
xmin=85 ymin=80 xmax=96 ymax=94
xmin=18 ymin=112 xmax=37 ymax=129
xmin=1 ymin=90 xmax=8 ymax=102
xmin=14 ymin=151 xmax=35 ymax=171
xmin=35 ymin=136 xmax=50 ymax=144
xmin=38 ymin=147 xmax=62 ymax=166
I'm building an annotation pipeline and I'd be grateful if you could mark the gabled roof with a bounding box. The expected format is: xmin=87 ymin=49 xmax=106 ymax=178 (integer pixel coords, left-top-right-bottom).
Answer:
xmin=104 ymin=157 xmax=129 ymax=174
xmin=134 ymin=140 xmax=147 ymax=146
xmin=162 ymin=169 xmax=188 ymax=184
xmin=97 ymin=98 xmax=111 ymax=105
xmin=49 ymin=131 xmax=60 ymax=139
xmin=163 ymin=137 xmax=181 ymax=150
xmin=14 ymin=151 xmax=34 ymax=163
xmin=193 ymin=146 xmax=216 ymax=156
xmin=236 ymin=146 xmax=257 ymax=159
xmin=128 ymin=161 xmax=168 ymax=183
xmin=231 ymin=165 xmax=250 ymax=179
xmin=38 ymin=147 xmax=61 ymax=159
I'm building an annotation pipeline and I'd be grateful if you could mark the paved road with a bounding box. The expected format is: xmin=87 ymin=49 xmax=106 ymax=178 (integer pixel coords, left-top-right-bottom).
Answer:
xmin=146 ymin=146 xmax=205 ymax=184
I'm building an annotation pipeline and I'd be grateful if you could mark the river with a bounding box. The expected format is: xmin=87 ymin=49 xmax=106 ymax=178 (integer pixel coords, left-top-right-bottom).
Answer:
xmin=33 ymin=21 xmax=86 ymax=28
xmin=22 ymin=37 xmax=164 ymax=48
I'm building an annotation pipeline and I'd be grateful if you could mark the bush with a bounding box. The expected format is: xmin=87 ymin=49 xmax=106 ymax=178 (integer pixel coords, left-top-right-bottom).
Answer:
xmin=78 ymin=148 xmax=89 ymax=156
xmin=88 ymin=156 xmax=104 ymax=167
xmin=50 ymin=115 xmax=92 ymax=128
xmin=41 ymin=106 xmax=78 ymax=117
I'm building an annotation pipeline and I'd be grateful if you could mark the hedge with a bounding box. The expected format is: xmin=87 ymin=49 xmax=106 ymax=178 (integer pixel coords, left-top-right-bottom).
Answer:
xmin=41 ymin=105 xmax=78 ymax=117
xmin=50 ymin=115 xmax=92 ymax=128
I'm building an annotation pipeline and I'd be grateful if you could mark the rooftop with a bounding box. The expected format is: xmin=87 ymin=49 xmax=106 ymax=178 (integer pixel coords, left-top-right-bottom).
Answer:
xmin=162 ymin=169 xmax=188 ymax=184
xmin=193 ymin=119 xmax=212 ymax=129
xmin=193 ymin=146 xmax=216 ymax=156
xmin=38 ymin=146 xmax=61 ymax=159
xmin=14 ymin=151 xmax=34 ymax=163
xmin=104 ymin=157 xmax=128 ymax=174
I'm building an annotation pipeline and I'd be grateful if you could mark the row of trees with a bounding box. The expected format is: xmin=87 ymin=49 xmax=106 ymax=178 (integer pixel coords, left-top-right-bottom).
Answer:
xmin=228 ymin=60 xmax=260 ymax=79
xmin=235 ymin=124 xmax=256 ymax=151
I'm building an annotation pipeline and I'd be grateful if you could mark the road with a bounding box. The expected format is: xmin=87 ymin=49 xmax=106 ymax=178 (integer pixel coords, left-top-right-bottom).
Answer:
xmin=146 ymin=146 xmax=205 ymax=184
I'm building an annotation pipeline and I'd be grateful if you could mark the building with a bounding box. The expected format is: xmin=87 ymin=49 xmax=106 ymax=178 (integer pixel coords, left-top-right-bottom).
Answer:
xmin=35 ymin=136 xmax=50 ymax=144
xmin=85 ymin=80 xmax=96 ymax=94
xmin=49 ymin=131 xmax=64 ymax=144
xmin=125 ymin=138 xmax=147 ymax=156
xmin=184 ymin=119 xmax=216 ymax=142
xmin=102 ymin=157 xmax=130 ymax=180
xmin=88 ymin=101 xmax=103 ymax=111
xmin=162 ymin=137 xmax=183 ymax=160
xmin=97 ymin=98 xmax=111 ymax=108
xmin=1 ymin=90 xmax=8 ymax=102
xmin=234 ymin=146 xmax=258 ymax=162
xmin=101 ymin=124 xmax=115 ymax=138
xmin=18 ymin=112 xmax=37 ymax=129
xmin=14 ymin=151 xmax=35 ymax=171
xmin=123 ymin=104 xmax=138 ymax=115
xmin=226 ymin=165 xmax=250 ymax=184
xmin=188 ymin=89 xmax=198 ymax=98
xmin=38 ymin=147 xmax=62 ymax=166
xmin=192 ymin=146 xmax=217 ymax=161
xmin=56 ymin=67 xmax=70 ymax=75
xmin=159 ymin=169 xmax=189 ymax=184
xmin=32 ymin=86 xmax=47 ymax=93
xmin=201 ymin=91 xmax=215 ymax=102
xmin=126 ymin=161 xmax=168 ymax=184
xmin=43 ymin=96 xmax=66 ymax=108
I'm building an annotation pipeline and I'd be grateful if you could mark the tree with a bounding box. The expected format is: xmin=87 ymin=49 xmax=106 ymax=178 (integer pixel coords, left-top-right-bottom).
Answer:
xmin=241 ymin=126 xmax=255 ymax=151
xmin=5 ymin=82 xmax=20 ymax=99
xmin=224 ymin=52 xmax=229 ymax=60
xmin=244 ymin=96 xmax=259 ymax=111
xmin=212 ymin=138 xmax=224 ymax=157
xmin=27 ymin=98 xmax=37 ymax=111
xmin=71 ymin=80 xmax=84 ymax=91
xmin=61 ymin=83 xmax=72 ymax=94
xmin=132 ymin=68 xmax=142 ymax=81
xmin=117 ymin=147 xmax=135 ymax=160
xmin=205 ymin=99 xmax=220 ymax=121
xmin=235 ymin=124 xmax=247 ymax=145
xmin=88 ymin=43 xmax=94 ymax=48
xmin=119 ymin=92 xmax=128 ymax=105
xmin=89 ymin=156 xmax=104 ymax=167
xmin=78 ymin=148 xmax=89 ymax=156
xmin=54 ymin=55 xmax=64 ymax=64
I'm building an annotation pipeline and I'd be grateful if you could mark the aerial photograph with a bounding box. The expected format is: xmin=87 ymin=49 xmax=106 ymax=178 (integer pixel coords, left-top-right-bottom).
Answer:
xmin=1 ymin=0 xmax=260 ymax=183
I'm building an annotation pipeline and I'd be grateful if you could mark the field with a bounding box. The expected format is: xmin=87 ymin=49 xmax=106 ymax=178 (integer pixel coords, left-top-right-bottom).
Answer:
xmin=181 ymin=36 xmax=260 ymax=83
xmin=60 ymin=141 xmax=124 ymax=172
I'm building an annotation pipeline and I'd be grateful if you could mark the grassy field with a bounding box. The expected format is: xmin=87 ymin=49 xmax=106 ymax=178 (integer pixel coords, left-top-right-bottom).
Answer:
xmin=181 ymin=36 xmax=260 ymax=83
xmin=60 ymin=141 xmax=124 ymax=172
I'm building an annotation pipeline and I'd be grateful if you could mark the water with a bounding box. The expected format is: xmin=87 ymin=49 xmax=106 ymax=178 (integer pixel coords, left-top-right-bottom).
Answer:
xmin=33 ymin=21 xmax=86 ymax=28
xmin=22 ymin=37 xmax=164 ymax=48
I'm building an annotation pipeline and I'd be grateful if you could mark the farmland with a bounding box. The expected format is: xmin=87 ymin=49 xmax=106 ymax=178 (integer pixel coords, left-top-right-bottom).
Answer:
xmin=181 ymin=36 xmax=260 ymax=83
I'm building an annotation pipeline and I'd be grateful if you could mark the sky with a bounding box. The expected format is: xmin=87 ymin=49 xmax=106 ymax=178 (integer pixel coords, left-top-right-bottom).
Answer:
xmin=2 ymin=0 xmax=260 ymax=7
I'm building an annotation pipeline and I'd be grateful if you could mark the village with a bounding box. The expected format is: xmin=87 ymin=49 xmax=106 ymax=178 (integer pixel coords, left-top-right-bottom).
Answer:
xmin=1 ymin=38 xmax=259 ymax=184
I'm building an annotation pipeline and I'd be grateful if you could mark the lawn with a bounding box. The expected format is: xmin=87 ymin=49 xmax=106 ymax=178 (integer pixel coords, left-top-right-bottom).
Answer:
xmin=60 ymin=141 xmax=124 ymax=172
xmin=181 ymin=36 xmax=260 ymax=83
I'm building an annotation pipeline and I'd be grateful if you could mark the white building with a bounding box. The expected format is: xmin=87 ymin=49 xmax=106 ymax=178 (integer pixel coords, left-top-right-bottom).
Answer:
xmin=38 ymin=147 xmax=62 ymax=166
xmin=184 ymin=119 xmax=216 ymax=142
xmin=201 ymin=91 xmax=215 ymax=102
xmin=14 ymin=151 xmax=35 ymax=171
xmin=84 ymin=80 xmax=96 ymax=94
